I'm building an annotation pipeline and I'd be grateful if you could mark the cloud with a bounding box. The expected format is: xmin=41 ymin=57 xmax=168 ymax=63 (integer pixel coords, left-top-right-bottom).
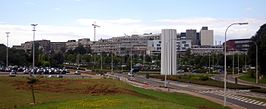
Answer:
xmin=0 ymin=17 xmax=265 ymax=47
xmin=54 ymin=8 xmax=61 ymax=11
xmin=24 ymin=1 xmax=35 ymax=5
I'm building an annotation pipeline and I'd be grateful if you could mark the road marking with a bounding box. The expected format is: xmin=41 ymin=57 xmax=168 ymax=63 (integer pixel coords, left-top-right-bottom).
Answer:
xmin=253 ymin=101 xmax=260 ymax=105
xmin=197 ymin=89 xmax=266 ymax=106
xmin=257 ymin=102 xmax=264 ymax=106
xmin=248 ymin=100 xmax=257 ymax=104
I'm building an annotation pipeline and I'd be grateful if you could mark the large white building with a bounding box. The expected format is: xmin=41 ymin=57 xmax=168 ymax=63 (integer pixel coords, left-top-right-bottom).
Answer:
xmin=161 ymin=29 xmax=176 ymax=75
xmin=200 ymin=27 xmax=214 ymax=46
xmin=147 ymin=39 xmax=192 ymax=55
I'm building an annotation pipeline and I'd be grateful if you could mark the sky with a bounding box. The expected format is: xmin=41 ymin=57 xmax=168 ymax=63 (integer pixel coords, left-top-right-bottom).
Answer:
xmin=0 ymin=0 xmax=265 ymax=46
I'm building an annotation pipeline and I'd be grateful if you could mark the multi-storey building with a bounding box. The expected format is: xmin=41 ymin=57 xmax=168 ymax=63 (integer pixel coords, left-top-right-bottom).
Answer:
xmin=51 ymin=42 xmax=66 ymax=53
xmin=191 ymin=45 xmax=223 ymax=55
xmin=200 ymin=27 xmax=214 ymax=46
xmin=65 ymin=40 xmax=78 ymax=51
xmin=20 ymin=40 xmax=51 ymax=53
xmin=146 ymin=39 xmax=192 ymax=55
xmin=186 ymin=29 xmax=199 ymax=45
xmin=78 ymin=38 xmax=92 ymax=48
xmin=91 ymin=33 xmax=160 ymax=56
xmin=225 ymin=38 xmax=251 ymax=54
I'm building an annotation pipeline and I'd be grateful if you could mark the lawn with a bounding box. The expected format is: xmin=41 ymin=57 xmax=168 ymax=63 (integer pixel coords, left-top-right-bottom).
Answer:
xmin=239 ymin=74 xmax=266 ymax=84
xmin=0 ymin=76 xmax=228 ymax=109
xmin=149 ymin=74 xmax=259 ymax=89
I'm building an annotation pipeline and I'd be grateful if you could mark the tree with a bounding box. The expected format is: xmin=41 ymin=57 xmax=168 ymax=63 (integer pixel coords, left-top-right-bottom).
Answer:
xmin=27 ymin=77 xmax=39 ymax=104
xmin=248 ymin=23 xmax=266 ymax=75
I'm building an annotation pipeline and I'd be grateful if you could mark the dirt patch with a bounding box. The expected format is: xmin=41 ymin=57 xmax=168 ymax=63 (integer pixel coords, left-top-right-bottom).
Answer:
xmin=197 ymin=105 xmax=215 ymax=109
xmin=12 ymin=79 xmax=138 ymax=96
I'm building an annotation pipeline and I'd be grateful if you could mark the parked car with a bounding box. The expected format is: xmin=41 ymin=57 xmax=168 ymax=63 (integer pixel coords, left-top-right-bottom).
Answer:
xmin=9 ymin=70 xmax=16 ymax=77
xmin=75 ymin=70 xmax=81 ymax=75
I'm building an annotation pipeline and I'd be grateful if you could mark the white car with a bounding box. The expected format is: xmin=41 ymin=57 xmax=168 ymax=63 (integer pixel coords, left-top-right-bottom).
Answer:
xmin=9 ymin=72 xmax=16 ymax=77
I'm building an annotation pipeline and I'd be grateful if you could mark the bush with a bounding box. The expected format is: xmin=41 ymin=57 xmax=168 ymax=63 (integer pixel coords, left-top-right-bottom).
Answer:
xmin=251 ymin=88 xmax=266 ymax=94
xmin=199 ymin=75 xmax=209 ymax=81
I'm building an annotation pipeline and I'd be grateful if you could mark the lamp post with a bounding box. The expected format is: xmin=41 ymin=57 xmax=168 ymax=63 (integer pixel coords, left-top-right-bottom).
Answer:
xmin=224 ymin=22 xmax=248 ymax=106
xmin=5 ymin=32 xmax=10 ymax=67
xmin=232 ymin=52 xmax=235 ymax=77
xmin=252 ymin=41 xmax=258 ymax=84
xmin=31 ymin=24 xmax=38 ymax=75
xmin=111 ymin=48 xmax=114 ymax=73
xmin=237 ymin=52 xmax=240 ymax=75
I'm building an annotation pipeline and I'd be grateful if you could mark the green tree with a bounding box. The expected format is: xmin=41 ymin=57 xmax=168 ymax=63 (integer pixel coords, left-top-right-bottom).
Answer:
xmin=248 ymin=23 xmax=266 ymax=75
xmin=27 ymin=77 xmax=39 ymax=104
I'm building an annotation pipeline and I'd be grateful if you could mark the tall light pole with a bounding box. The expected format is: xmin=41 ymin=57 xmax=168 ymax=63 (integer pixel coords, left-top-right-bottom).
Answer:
xmin=31 ymin=24 xmax=38 ymax=75
xmin=237 ymin=52 xmax=240 ymax=75
xmin=209 ymin=52 xmax=211 ymax=73
xmin=5 ymin=32 xmax=10 ymax=67
xmin=92 ymin=22 xmax=101 ymax=70
xmin=111 ymin=47 xmax=114 ymax=73
xmin=252 ymin=41 xmax=258 ymax=84
xmin=232 ymin=52 xmax=235 ymax=77
xmin=224 ymin=22 xmax=248 ymax=106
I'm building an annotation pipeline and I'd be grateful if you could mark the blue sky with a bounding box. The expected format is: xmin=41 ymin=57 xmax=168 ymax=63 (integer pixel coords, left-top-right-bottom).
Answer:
xmin=0 ymin=0 xmax=265 ymax=46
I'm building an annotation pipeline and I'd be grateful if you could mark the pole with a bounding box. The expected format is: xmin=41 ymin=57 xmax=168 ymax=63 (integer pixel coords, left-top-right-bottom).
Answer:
xmin=101 ymin=51 xmax=102 ymax=70
xmin=164 ymin=74 xmax=167 ymax=87
xmin=233 ymin=53 xmax=235 ymax=76
xmin=209 ymin=53 xmax=211 ymax=73
xmin=130 ymin=42 xmax=133 ymax=72
xmin=6 ymin=32 xmax=10 ymax=67
xmin=238 ymin=52 xmax=239 ymax=75
xmin=245 ymin=54 xmax=247 ymax=72
xmin=111 ymin=50 xmax=113 ymax=73
xmin=224 ymin=22 xmax=248 ymax=107
xmin=254 ymin=42 xmax=258 ymax=84
xmin=31 ymin=24 xmax=38 ymax=76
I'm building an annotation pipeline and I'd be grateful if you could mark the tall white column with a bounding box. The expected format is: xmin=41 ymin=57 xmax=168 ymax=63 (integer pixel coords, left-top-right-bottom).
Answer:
xmin=161 ymin=29 xmax=177 ymax=75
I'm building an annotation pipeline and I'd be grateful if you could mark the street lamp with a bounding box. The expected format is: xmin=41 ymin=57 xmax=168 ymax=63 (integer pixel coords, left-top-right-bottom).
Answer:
xmin=252 ymin=41 xmax=258 ymax=84
xmin=224 ymin=22 xmax=248 ymax=106
xmin=111 ymin=47 xmax=114 ymax=73
xmin=5 ymin=32 xmax=10 ymax=67
xmin=31 ymin=24 xmax=38 ymax=75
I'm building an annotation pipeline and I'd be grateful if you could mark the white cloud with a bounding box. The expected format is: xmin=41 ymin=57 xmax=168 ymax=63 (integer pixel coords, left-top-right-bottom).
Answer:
xmin=54 ymin=8 xmax=61 ymax=11
xmin=0 ymin=17 xmax=265 ymax=47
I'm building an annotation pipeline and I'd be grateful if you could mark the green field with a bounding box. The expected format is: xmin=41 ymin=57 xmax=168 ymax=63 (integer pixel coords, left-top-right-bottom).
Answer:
xmin=0 ymin=76 xmax=228 ymax=109
xmin=239 ymin=74 xmax=266 ymax=84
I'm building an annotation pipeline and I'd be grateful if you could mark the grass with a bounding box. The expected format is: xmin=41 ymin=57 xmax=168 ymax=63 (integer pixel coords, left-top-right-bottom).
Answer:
xmin=150 ymin=74 xmax=259 ymax=89
xmin=0 ymin=76 xmax=228 ymax=109
xmin=239 ymin=74 xmax=266 ymax=84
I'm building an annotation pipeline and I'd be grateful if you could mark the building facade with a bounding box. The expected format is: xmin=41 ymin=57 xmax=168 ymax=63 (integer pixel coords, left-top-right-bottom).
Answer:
xmin=226 ymin=38 xmax=251 ymax=54
xmin=200 ymin=27 xmax=214 ymax=46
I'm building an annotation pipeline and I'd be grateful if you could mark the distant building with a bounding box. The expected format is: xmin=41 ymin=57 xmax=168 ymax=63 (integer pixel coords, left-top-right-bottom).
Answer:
xmin=186 ymin=29 xmax=199 ymax=45
xmin=177 ymin=40 xmax=192 ymax=52
xmin=200 ymin=26 xmax=214 ymax=46
xmin=78 ymin=38 xmax=92 ymax=48
xmin=191 ymin=45 xmax=223 ymax=55
xmin=51 ymin=42 xmax=66 ymax=53
xmin=225 ymin=38 xmax=251 ymax=54
xmin=146 ymin=39 xmax=191 ymax=55
xmin=12 ymin=45 xmax=23 ymax=50
xmin=65 ymin=40 xmax=78 ymax=51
